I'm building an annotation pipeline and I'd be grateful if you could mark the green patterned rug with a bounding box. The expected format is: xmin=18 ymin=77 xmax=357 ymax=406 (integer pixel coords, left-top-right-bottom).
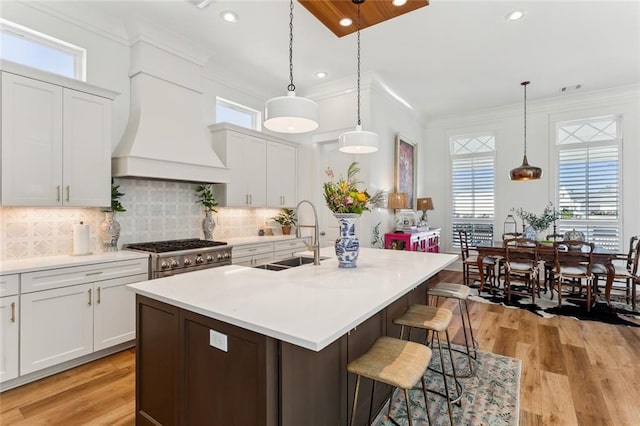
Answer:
xmin=372 ymin=345 xmax=521 ymax=426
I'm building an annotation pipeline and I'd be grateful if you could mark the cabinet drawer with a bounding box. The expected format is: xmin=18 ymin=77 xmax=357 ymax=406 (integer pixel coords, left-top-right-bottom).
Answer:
xmin=21 ymin=258 xmax=149 ymax=294
xmin=0 ymin=274 xmax=19 ymax=297
xmin=233 ymin=252 xmax=274 ymax=267
xmin=232 ymin=243 xmax=273 ymax=259
xmin=273 ymin=238 xmax=309 ymax=252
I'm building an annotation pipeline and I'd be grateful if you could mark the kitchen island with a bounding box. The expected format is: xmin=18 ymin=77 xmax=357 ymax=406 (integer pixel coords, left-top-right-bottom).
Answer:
xmin=128 ymin=247 xmax=457 ymax=426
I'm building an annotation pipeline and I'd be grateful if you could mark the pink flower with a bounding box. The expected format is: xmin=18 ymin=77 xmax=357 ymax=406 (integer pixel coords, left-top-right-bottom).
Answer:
xmin=325 ymin=167 xmax=334 ymax=179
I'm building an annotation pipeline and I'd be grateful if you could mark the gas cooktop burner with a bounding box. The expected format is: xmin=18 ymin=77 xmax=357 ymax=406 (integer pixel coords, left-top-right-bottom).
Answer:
xmin=125 ymin=239 xmax=227 ymax=253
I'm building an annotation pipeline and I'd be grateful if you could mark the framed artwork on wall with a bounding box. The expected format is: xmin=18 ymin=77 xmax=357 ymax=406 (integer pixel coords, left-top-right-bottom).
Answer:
xmin=395 ymin=134 xmax=417 ymax=209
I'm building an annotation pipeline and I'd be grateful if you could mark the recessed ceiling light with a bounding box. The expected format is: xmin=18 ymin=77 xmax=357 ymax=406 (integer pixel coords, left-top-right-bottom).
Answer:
xmin=220 ymin=11 xmax=239 ymax=23
xmin=339 ymin=18 xmax=352 ymax=27
xmin=392 ymin=0 xmax=408 ymax=6
xmin=506 ymin=10 xmax=525 ymax=21
xmin=315 ymin=71 xmax=328 ymax=79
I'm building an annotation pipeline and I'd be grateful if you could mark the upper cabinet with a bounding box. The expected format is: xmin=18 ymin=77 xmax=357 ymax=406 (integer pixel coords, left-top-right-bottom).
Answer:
xmin=210 ymin=123 xmax=298 ymax=208
xmin=1 ymin=62 xmax=117 ymax=207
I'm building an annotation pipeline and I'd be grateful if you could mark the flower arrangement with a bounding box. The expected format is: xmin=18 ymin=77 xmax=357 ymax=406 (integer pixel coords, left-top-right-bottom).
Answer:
xmin=512 ymin=202 xmax=559 ymax=232
xmin=323 ymin=162 xmax=384 ymax=214
xmin=195 ymin=184 xmax=218 ymax=212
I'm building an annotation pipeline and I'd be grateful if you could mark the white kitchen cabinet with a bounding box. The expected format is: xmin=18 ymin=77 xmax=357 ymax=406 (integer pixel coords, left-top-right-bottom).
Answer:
xmin=19 ymin=258 xmax=148 ymax=375
xmin=0 ymin=274 xmax=20 ymax=383
xmin=232 ymin=242 xmax=274 ymax=266
xmin=273 ymin=238 xmax=311 ymax=261
xmin=210 ymin=123 xmax=297 ymax=208
xmin=266 ymin=141 xmax=297 ymax=208
xmin=1 ymin=65 xmax=115 ymax=207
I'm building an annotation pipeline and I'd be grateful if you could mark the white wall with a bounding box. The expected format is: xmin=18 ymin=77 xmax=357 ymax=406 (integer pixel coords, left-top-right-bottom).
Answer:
xmin=425 ymin=85 xmax=640 ymax=253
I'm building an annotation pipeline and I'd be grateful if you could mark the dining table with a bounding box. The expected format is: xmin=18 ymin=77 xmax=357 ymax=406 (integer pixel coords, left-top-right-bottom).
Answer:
xmin=475 ymin=240 xmax=618 ymax=305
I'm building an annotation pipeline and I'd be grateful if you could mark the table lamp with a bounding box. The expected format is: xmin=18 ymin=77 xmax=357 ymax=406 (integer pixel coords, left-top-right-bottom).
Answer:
xmin=416 ymin=197 xmax=434 ymax=228
xmin=388 ymin=192 xmax=408 ymax=231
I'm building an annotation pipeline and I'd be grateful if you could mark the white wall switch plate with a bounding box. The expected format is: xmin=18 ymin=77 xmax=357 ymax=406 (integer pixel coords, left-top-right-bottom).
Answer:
xmin=209 ymin=329 xmax=228 ymax=352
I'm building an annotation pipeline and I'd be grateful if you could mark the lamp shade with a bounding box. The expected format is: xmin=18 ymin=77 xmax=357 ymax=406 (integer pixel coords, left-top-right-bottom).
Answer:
xmin=339 ymin=125 xmax=379 ymax=154
xmin=387 ymin=192 xmax=408 ymax=210
xmin=264 ymin=91 xmax=319 ymax=134
xmin=509 ymin=155 xmax=543 ymax=180
xmin=417 ymin=197 xmax=434 ymax=211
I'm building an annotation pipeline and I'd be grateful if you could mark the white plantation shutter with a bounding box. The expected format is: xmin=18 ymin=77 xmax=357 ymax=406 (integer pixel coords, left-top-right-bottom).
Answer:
xmin=450 ymin=135 xmax=495 ymax=246
xmin=556 ymin=117 xmax=621 ymax=250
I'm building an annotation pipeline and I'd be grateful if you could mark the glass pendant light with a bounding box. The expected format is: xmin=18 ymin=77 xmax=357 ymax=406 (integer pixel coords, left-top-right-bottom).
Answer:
xmin=510 ymin=81 xmax=542 ymax=180
xmin=264 ymin=0 xmax=319 ymax=133
xmin=338 ymin=0 xmax=379 ymax=154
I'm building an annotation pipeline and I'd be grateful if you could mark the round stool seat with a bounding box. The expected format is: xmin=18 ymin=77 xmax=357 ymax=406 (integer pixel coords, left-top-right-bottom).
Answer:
xmin=394 ymin=304 xmax=452 ymax=332
xmin=428 ymin=282 xmax=471 ymax=300
xmin=347 ymin=336 xmax=432 ymax=389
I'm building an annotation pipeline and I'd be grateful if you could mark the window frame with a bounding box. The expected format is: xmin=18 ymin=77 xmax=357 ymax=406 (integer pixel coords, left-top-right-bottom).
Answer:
xmin=215 ymin=96 xmax=262 ymax=131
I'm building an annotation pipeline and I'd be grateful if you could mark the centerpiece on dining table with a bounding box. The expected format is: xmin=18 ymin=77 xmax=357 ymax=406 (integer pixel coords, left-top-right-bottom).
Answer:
xmin=511 ymin=202 xmax=559 ymax=241
xmin=323 ymin=162 xmax=384 ymax=268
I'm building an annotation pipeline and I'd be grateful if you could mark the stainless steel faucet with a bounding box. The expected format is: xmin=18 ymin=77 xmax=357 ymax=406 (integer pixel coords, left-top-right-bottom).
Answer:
xmin=295 ymin=200 xmax=320 ymax=265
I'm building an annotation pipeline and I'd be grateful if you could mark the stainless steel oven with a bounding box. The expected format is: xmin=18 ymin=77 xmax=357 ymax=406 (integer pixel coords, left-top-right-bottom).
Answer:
xmin=124 ymin=239 xmax=232 ymax=279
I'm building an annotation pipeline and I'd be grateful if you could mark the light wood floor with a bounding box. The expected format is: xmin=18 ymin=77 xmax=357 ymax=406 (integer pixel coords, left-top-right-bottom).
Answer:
xmin=1 ymin=270 xmax=639 ymax=425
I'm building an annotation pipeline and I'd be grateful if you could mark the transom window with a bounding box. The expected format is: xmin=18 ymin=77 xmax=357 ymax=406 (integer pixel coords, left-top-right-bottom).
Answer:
xmin=215 ymin=97 xmax=261 ymax=131
xmin=555 ymin=116 xmax=621 ymax=250
xmin=0 ymin=19 xmax=86 ymax=80
xmin=450 ymin=134 xmax=496 ymax=247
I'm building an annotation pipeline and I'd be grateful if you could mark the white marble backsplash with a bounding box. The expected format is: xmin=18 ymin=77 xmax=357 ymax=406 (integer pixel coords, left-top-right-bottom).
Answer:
xmin=0 ymin=178 xmax=282 ymax=260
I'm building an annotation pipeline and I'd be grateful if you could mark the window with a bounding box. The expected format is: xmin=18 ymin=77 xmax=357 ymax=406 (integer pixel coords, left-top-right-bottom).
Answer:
xmin=450 ymin=134 xmax=496 ymax=247
xmin=0 ymin=19 xmax=86 ymax=80
xmin=215 ymin=97 xmax=261 ymax=130
xmin=555 ymin=116 xmax=621 ymax=250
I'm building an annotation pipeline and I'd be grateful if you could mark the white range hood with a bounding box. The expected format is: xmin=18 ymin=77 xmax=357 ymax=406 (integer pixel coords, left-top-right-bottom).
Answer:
xmin=111 ymin=40 xmax=230 ymax=183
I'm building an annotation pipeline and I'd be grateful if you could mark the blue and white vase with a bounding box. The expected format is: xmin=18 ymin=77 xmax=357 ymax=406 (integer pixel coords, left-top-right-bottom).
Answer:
xmin=334 ymin=213 xmax=360 ymax=268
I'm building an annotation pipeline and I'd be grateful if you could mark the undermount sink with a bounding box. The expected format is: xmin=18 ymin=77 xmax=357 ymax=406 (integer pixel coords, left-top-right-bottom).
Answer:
xmin=253 ymin=256 xmax=327 ymax=271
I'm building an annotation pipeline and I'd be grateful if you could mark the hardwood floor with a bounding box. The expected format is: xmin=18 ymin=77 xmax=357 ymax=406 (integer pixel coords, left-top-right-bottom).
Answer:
xmin=1 ymin=270 xmax=638 ymax=425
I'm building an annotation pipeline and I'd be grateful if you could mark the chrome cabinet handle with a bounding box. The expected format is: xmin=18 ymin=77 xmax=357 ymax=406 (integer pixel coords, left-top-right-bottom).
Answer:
xmin=85 ymin=271 xmax=103 ymax=277
xmin=249 ymin=194 xmax=252 ymax=205
xmin=10 ymin=302 xmax=15 ymax=323
xmin=57 ymin=185 xmax=61 ymax=202
xmin=66 ymin=185 xmax=70 ymax=202
xmin=88 ymin=288 xmax=92 ymax=306
xmin=97 ymin=287 xmax=101 ymax=304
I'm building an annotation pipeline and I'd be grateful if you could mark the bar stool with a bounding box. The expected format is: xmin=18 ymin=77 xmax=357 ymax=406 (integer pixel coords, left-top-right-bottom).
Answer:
xmin=347 ymin=336 xmax=432 ymax=426
xmin=427 ymin=282 xmax=477 ymax=376
xmin=393 ymin=305 xmax=462 ymax=425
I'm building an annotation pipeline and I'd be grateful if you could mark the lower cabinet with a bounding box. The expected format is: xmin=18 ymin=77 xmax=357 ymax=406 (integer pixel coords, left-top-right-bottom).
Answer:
xmin=0 ymin=294 xmax=19 ymax=382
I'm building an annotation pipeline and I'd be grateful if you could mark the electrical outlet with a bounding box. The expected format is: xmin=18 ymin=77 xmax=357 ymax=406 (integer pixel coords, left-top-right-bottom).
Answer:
xmin=209 ymin=329 xmax=228 ymax=352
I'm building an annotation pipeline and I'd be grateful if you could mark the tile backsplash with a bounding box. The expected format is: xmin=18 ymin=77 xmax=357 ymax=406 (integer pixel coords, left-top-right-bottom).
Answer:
xmin=0 ymin=178 xmax=282 ymax=260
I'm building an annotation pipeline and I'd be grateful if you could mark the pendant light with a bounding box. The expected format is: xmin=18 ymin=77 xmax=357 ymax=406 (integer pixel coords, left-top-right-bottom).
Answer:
xmin=264 ymin=0 xmax=319 ymax=134
xmin=338 ymin=0 xmax=379 ymax=154
xmin=510 ymin=81 xmax=542 ymax=181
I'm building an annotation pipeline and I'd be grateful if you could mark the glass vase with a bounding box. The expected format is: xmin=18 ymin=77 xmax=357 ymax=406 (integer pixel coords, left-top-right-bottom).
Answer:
xmin=334 ymin=213 xmax=360 ymax=268
xmin=203 ymin=210 xmax=216 ymax=240
xmin=100 ymin=211 xmax=121 ymax=251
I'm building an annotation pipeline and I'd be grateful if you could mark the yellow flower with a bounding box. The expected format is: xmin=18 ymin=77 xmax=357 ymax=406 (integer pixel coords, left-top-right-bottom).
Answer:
xmin=356 ymin=192 xmax=367 ymax=202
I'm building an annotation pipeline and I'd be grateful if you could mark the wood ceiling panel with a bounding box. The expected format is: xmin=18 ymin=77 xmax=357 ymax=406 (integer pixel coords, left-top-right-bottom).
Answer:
xmin=299 ymin=0 xmax=429 ymax=37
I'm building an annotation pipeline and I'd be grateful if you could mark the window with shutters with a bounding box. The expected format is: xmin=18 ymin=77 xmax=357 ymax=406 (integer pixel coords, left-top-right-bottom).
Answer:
xmin=555 ymin=116 xmax=621 ymax=250
xmin=0 ymin=19 xmax=86 ymax=80
xmin=450 ymin=134 xmax=496 ymax=247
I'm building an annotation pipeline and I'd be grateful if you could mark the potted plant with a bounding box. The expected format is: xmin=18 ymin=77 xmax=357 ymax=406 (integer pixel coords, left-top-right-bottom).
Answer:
xmin=101 ymin=181 xmax=126 ymax=251
xmin=271 ymin=208 xmax=296 ymax=235
xmin=196 ymin=184 xmax=219 ymax=240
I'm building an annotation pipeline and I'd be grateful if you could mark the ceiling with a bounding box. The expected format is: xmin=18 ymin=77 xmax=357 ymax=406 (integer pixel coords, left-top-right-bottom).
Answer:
xmin=45 ymin=1 xmax=640 ymax=121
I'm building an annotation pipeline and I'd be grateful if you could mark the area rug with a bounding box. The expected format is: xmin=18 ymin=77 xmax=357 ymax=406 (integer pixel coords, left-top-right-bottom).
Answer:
xmin=372 ymin=345 xmax=521 ymax=426
xmin=468 ymin=281 xmax=640 ymax=327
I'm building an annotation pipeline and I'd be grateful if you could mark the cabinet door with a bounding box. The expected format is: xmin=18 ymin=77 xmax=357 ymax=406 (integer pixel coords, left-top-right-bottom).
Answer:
xmin=266 ymin=142 xmax=297 ymax=207
xmin=0 ymin=295 xmax=19 ymax=383
xmin=1 ymin=73 xmax=63 ymax=206
xmin=244 ymin=136 xmax=267 ymax=206
xmin=224 ymin=132 xmax=267 ymax=207
xmin=20 ymin=283 xmax=93 ymax=375
xmin=62 ymin=89 xmax=111 ymax=207
xmin=94 ymin=274 xmax=147 ymax=351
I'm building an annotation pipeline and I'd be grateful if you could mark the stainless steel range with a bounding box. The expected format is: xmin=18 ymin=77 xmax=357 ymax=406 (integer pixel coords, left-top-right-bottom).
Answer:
xmin=125 ymin=239 xmax=232 ymax=279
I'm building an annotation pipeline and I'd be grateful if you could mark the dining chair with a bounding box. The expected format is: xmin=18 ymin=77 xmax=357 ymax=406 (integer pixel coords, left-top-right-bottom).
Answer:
xmin=553 ymin=240 xmax=596 ymax=311
xmin=495 ymin=232 xmax=524 ymax=287
xmin=503 ymin=238 xmax=540 ymax=303
xmin=458 ymin=230 xmax=496 ymax=290
xmin=593 ymin=235 xmax=638 ymax=307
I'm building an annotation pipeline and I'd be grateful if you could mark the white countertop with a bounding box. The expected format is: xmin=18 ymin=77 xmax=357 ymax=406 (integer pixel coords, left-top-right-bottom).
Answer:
xmin=0 ymin=251 xmax=150 ymax=275
xmin=127 ymin=248 xmax=458 ymax=351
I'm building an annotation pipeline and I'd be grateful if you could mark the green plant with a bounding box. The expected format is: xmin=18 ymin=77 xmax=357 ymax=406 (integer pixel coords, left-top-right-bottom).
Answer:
xmin=195 ymin=184 xmax=218 ymax=212
xmin=271 ymin=208 xmax=296 ymax=226
xmin=323 ymin=162 xmax=384 ymax=214
xmin=512 ymin=202 xmax=558 ymax=232
xmin=110 ymin=182 xmax=126 ymax=212
xmin=371 ymin=222 xmax=384 ymax=249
